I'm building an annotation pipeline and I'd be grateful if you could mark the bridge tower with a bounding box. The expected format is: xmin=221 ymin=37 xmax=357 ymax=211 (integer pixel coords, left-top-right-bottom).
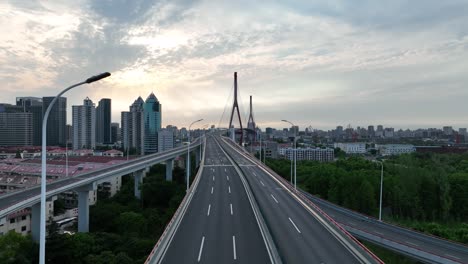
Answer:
xmin=228 ymin=72 xmax=244 ymax=146
xmin=247 ymin=95 xmax=256 ymax=144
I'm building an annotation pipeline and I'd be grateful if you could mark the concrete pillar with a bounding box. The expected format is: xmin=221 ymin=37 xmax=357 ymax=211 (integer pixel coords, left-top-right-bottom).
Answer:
xmin=31 ymin=203 xmax=41 ymax=242
xmin=76 ymin=182 xmax=96 ymax=233
xmin=195 ymin=148 xmax=200 ymax=168
xmin=166 ymin=159 xmax=174 ymax=181
xmin=134 ymin=170 xmax=144 ymax=199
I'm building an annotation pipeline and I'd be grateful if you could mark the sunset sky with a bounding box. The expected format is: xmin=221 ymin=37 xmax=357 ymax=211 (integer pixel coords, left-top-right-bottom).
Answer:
xmin=1 ymin=0 xmax=468 ymax=130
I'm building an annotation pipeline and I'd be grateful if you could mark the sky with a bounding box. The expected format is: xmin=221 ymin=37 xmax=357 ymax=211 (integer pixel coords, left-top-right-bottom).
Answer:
xmin=1 ymin=0 xmax=468 ymax=131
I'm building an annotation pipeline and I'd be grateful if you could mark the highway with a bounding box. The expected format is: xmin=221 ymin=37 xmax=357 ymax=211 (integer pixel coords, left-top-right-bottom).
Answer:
xmin=302 ymin=192 xmax=468 ymax=263
xmin=0 ymin=140 xmax=201 ymax=218
xmin=160 ymin=136 xmax=271 ymax=263
xmin=219 ymin=137 xmax=381 ymax=263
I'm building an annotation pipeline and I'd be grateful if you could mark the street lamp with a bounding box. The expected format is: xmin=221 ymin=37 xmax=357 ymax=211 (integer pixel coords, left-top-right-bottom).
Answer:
xmin=186 ymin=119 xmax=203 ymax=192
xmin=373 ymin=160 xmax=384 ymax=221
xmin=39 ymin=72 xmax=110 ymax=264
xmin=282 ymin=119 xmax=297 ymax=190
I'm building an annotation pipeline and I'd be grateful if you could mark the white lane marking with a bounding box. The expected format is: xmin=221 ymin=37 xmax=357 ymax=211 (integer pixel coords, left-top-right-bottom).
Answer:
xmin=213 ymin=176 xmax=215 ymax=181
xmin=227 ymin=175 xmax=230 ymax=181
xmin=445 ymin=254 xmax=461 ymax=260
xmin=289 ymin=217 xmax=301 ymax=233
xmin=232 ymin=236 xmax=237 ymax=260
xmin=225 ymin=168 xmax=227 ymax=172
xmin=270 ymin=194 xmax=279 ymax=203
xmin=207 ymin=204 xmax=211 ymax=216
xmin=374 ymin=231 xmax=383 ymax=235
xmin=211 ymin=187 xmax=214 ymax=194
xmin=406 ymin=241 xmax=419 ymax=247
xmin=348 ymin=222 xmax=357 ymax=226
xmin=260 ymin=180 xmax=265 ymax=187
xmin=253 ymin=172 xmax=257 ymax=176
xmin=230 ymin=203 xmax=233 ymax=215
xmin=198 ymin=236 xmax=205 ymax=262
xmin=228 ymin=186 xmax=231 ymax=193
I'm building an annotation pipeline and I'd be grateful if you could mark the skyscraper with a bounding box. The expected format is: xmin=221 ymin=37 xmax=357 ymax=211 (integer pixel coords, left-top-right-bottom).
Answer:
xmin=43 ymin=96 xmax=67 ymax=146
xmin=111 ymin=122 xmax=120 ymax=143
xmin=121 ymin=97 xmax=145 ymax=155
xmin=143 ymin=92 xmax=162 ymax=154
xmin=0 ymin=104 xmax=33 ymax=146
xmin=16 ymin=97 xmax=43 ymax=146
xmin=96 ymin=98 xmax=111 ymax=144
xmin=72 ymin=97 xmax=96 ymax=150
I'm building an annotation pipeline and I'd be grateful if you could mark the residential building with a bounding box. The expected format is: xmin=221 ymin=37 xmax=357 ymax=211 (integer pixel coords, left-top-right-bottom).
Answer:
xmin=111 ymin=122 xmax=120 ymax=143
xmin=378 ymin=144 xmax=416 ymax=156
xmin=96 ymin=98 xmax=111 ymax=144
xmin=334 ymin=142 xmax=366 ymax=154
xmin=0 ymin=104 xmax=33 ymax=146
xmin=158 ymin=128 xmax=174 ymax=152
xmin=121 ymin=97 xmax=145 ymax=155
xmin=72 ymin=97 xmax=96 ymax=150
xmin=16 ymin=97 xmax=43 ymax=146
xmin=284 ymin=148 xmax=334 ymax=162
xmin=43 ymin=96 xmax=67 ymax=146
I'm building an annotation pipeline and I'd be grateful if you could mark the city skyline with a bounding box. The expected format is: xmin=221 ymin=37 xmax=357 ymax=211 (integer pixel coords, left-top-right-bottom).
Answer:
xmin=1 ymin=1 xmax=468 ymax=129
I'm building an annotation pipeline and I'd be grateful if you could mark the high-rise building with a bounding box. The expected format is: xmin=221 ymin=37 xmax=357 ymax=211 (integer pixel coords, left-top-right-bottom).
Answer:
xmin=121 ymin=97 xmax=145 ymax=155
xmin=111 ymin=122 xmax=120 ymax=143
xmin=158 ymin=129 xmax=174 ymax=152
xmin=96 ymin=98 xmax=111 ymax=144
xmin=43 ymin=97 xmax=67 ymax=146
xmin=368 ymin=125 xmax=375 ymax=138
xmin=0 ymin=104 xmax=33 ymax=146
xmin=16 ymin=97 xmax=43 ymax=146
xmin=143 ymin=93 xmax=162 ymax=154
xmin=72 ymin=97 xmax=96 ymax=150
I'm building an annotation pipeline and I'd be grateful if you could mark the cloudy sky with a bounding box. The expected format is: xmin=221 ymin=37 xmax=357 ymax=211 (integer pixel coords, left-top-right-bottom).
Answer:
xmin=1 ymin=0 xmax=468 ymax=130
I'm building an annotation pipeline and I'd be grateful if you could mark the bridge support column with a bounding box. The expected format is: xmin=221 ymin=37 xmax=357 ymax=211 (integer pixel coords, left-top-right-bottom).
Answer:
xmin=195 ymin=148 xmax=200 ymax=168
xmin=76 ymin=183 xmax=96 ymax=233
xmin=166 ymin=159 xmax=174 ymax=181
xmin=134 ymin=170 xmax=144 ymax=199
xmin=31 ymin=203 xmax=40 ymax=242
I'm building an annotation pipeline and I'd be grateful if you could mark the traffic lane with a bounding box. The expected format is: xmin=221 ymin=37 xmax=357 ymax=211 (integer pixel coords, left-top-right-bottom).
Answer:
xmin=225 ymin=165 xmax=271 ymax=263
xmin=161 ymin=165 xmax=213 ymax=263
xmin=242 ymin=166 xmax=361 ymax=264
xmin=307 ymin=195 xmax=468 ymax=262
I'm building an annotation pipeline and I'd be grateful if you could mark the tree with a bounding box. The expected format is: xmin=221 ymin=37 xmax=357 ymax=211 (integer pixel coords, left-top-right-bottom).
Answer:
xmin=0 ymin=231 xmax=37 ymax=264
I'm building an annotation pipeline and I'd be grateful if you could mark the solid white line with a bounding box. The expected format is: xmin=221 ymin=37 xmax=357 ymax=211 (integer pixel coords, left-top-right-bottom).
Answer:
xmin=445 ymin=254 xmax=461 ymax=260
xmin=260 ymin=180 xmax=265 ymax=187
xmin=289 ymin=217 xmax=301 ymax=233
xmin=232 ymin=236 xmax=237 ymax=260
xmin=270 ymin=194 xmax=279 ymax=203
xmin=198 ymin=236 xmax=205 ymax=262
xmin=228 ymin=186 xmax=231 ymax=193
xmin=227 ymin=175 xmax=230 ymax=181
xmin=207 ymin=204 xmax=211 ymax=216
xmin=230 ymin=203 xmax=233 ymax=215
xmin=211 ymin=187 xmax=214 ymax=194
xmin=406 ymin=241 xmax=419 ymax=247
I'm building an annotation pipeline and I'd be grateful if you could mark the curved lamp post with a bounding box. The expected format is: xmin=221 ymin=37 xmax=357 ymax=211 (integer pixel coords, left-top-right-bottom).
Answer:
xmin=373 ymin=160 xmax=384 ymax=221
xmin=40 ymin=72 xmax=111 ymax=264
xmin=282 ymin=119 xmax=297 ymax=190
xmin=186 ymin=118 xmax=203 ymax=191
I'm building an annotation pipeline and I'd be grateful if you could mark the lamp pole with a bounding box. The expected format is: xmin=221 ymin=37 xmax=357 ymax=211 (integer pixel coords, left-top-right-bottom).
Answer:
xmin=374 ymin=160 xmax=384 ymax=221
xmin=39 ymin=72 xmax=110 ymax=264
xmin=187 ymin=119 xmax=203 ymax=192
xmin=282 ymin=120 xmax=296 ymax=190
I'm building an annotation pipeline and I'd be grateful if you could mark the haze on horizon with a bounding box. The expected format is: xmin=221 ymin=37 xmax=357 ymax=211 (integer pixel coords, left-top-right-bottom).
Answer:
xmin=1 ymin=0 xmax=468 ymax=130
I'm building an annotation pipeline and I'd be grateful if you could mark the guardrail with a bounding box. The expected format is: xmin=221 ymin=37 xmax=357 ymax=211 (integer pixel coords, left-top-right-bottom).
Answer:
xmin=220 ymin=137 xmax=383 ymax=264
xmin=145 ymin=137 xmax=206 ymax=264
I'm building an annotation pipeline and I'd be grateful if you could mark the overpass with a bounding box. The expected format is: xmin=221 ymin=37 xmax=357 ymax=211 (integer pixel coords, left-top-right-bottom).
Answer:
xmin=0 ymin=139 xmax=203 ymax=240
xmin=146 ymin=135 xmax=382 ymax=263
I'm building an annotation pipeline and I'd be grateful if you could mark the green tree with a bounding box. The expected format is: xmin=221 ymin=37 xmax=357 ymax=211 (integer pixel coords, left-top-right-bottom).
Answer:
xmin=0 ymin=231 xmax=37 ymax=264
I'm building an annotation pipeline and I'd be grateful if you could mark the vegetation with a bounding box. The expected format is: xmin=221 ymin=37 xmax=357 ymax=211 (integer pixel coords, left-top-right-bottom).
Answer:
xmin=0 ymin=231 xmax=37 ymax=263
xmin=360 ymin=240 xmax=418 ymax=264
xmin=266 ymin=152 xmax=468 ymax=244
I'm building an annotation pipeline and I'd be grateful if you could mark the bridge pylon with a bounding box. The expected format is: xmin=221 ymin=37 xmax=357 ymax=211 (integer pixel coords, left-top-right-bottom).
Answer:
xmin=228 ymin=72 xmax=244 ymax=146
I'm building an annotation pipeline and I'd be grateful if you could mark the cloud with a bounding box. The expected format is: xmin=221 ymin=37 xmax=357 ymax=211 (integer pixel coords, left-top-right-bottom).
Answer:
xmin=1 ymin=0 xmax=468 ymax=130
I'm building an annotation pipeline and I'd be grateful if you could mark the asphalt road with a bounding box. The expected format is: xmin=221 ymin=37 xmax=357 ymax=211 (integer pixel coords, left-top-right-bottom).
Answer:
xmin=160 ymin=137 xmax=270 ymax=263
xmin=302 ymin=192 xmax=468 ymax=263
xmin=219 ymin=138 xmax=375 ymax=264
